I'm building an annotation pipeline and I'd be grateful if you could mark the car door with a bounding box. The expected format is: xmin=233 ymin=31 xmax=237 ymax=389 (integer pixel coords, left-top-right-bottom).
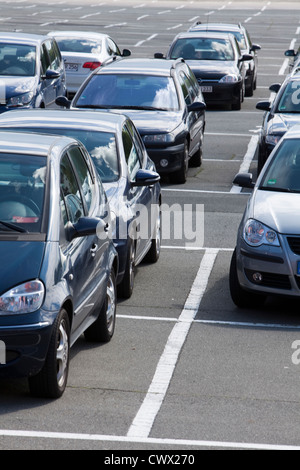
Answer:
xmin=41 ymin=39 xmax=65 ymax=106
xmin=59 ymin=146 xmax=108 ymax=334
xmin=122 ymin=122 xmax=153 ymax=261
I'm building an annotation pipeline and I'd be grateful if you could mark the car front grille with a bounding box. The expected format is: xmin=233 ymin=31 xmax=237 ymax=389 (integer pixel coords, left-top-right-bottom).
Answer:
xmin=287 ymin=237 xmax=300 ymax=255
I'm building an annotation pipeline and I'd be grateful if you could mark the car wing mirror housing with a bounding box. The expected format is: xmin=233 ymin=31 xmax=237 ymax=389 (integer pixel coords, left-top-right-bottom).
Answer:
xmin=241 ymin=53 xmax=253 ymax=61
xmin=154 ymin=52 xmax=165 ymax=59
xmin=68 ymin=217 xmax=105 ymax=241
xmin=131 ymin=169 xmax=160 ymax=187
xmin=233 ymin=172 xmax=255 ymax=189
xmin=269 ymin=83 xmax=281 ymax=93
xmin=256 ymin=100 xmax=271 ymax=111
xmin=56 ymin=95 xmax=71 ymax=108
xmin=187 ymin=101 xmax=206 ymax=112
xmin=285 ymin=49 xmax=296 ymax=57
xmin=250 ymin=44 xmax=261 ymax=52
xmin=122 ymin=49 xmax=131 ymax=57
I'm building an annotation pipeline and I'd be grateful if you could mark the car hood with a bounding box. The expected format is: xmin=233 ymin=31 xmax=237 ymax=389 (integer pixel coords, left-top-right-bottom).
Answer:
xmin=184 ymin=59 xmax=238 ymax=79
xmin=111 ymin=109 xmax=182 ymax=134
xmin=251 ymin=189 xmax=300 ymax=234
xmin=267 ymin=113 xmax=300 ymax=135
xmin=0 ymin=76 xmax=37 ymax=98
xmin=0 ymin=240 xmax=45 ymax=295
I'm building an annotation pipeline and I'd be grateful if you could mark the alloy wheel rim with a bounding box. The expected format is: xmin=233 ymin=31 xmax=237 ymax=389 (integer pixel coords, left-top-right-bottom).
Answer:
xmin=56 ymin=321 xmax=69 ymax=388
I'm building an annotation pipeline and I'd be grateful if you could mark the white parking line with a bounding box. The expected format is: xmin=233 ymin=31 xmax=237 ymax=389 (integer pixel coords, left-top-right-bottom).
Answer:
xmin=230 ymin=135 xmax=258 ymax=193
xmin=127 ymin=248 xmax=218 ymax=438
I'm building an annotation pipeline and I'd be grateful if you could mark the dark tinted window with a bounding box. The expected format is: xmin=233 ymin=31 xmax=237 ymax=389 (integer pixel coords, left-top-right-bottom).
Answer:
xmin=60 ymin=153 xmax=85 ymax=224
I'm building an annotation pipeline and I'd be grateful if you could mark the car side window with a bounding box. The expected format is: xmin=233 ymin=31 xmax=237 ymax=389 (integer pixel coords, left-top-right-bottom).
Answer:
xmin=40 ymin=44 xmax=50 ymax=75
xmin=60 ymin=152 xmax=85 ymax=225
xmin=122 ymin=125 xmax=142 ymax=180
xmin=44 ymin=39 xmax=60 ymax=71
xmin=178 ymin=70 xmax=192 ymax=105
xmin=107 ymin=38 xmax=121 ymax=56
xmin=67 ymin=146 xmax=96 ymax=214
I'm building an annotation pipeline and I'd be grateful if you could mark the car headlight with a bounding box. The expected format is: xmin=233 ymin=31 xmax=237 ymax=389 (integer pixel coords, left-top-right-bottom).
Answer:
xmin=7 ymin=91 xmax=34 ymax=107
xmin=265 ymin=134 xmax=283 ymax=147
xmin=143 ymin=133 xmax=175 ymax=144
xmin=243 ymin=219 xmax=280 ymax=247
xmin=219 ymin=74 xmax=239 ymax=83
xmin=0 ymin=280 xmax=45 ymax=314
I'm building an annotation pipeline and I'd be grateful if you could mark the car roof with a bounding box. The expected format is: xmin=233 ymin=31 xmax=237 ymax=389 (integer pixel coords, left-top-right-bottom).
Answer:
xmin=0 ymin=32 xmax=48 ymax=45
xmin=0 ymin=130 xmax=78 ymax=156
xmin=189 ymin=23 xmax=243 ymax=32
xmin=172 ymin=31 xmax=234 ymax=40
xmin=95 ymin=57 xmax=181 ymax=76
xmin=47 ymin=31 xmax=109 ymax=41
xmin=0 ymin=109 xmax=127 ymax=134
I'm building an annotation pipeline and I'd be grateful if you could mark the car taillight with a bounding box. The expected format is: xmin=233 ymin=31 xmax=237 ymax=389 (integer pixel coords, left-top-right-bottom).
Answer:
xmin=82 ymin=61 xmax=101 ymax=70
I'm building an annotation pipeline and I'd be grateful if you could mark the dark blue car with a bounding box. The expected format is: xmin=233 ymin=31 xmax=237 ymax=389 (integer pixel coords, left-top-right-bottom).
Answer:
xmin=0 ymin=32 xmax=66 ymax=112
xmin=0 ymin=109 xmax=161 ymax=299
xmin=0 ymin=131 xmax=118 ymax=398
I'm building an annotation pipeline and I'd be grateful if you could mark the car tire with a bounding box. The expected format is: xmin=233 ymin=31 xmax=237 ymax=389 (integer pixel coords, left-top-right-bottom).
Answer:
xmin=229 ymin=248 xmax=266 ymax=308
xmin=144 ymin=204 xmax=161 ymax=263
xmin=170 ymin=140 xmax=188 ymax=184
xmin=28 ymin=309 xmax=70 ymax=398
xmin=85 ymin=268 xmax=117 ymax=342
xmin=189 ymin=144 xmax=202 ymax=168
xmin=117 ymin=241 xmax=135 ymax=299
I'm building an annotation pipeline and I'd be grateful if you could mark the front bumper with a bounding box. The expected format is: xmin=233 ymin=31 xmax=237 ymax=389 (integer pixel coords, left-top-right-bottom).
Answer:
xmin=236 ymin=235 xmax=300 ymax=297
xmin=145 ymin=142 xmax=185 ymax=174
xmin=0 ymin=314 xmax=56 ymax=379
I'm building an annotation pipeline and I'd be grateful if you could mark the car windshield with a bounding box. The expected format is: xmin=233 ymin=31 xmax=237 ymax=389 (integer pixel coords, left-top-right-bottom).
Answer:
xmin=276 ymin=81 xmax=300 ymax=113
xmin=0 ymin=43 xmax=36 ymax=76
xmin=55 ymin=38 xmax=102 ymax=55
xmin=0 ymin=153 xmax=47 ymax=232
xmin=260 ymin=138 xmax=300 ymax=193
xmin=11 ymin=127 xmax=119 ymax=183
xmin=74 ymin=73 xmax=179 ymax=111
xmin=170 ymin=37 xmax=234 ymax=61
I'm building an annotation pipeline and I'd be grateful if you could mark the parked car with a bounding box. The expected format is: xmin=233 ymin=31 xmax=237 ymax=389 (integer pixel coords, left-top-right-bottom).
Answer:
xmin=0 ymin=130 xmax=118 ymax=398
xmin=188 ymin=22 xmax=261 ymax=96
xmin=0 ymin=32 xmax=66 ymax=112
xmin=256 ymin=73 xmax=300 ymax=174
xmin=230 ymin=125 xmax=300 ymax=307
xmin=166 ymin=31 xmax=252 ymax=110
xmin=0 ymin=109 xmax=161 ymax=299
xmin=47 ymin=31 xmax=131 ymax=98
xmin=56 ymin=57 xmax=206 ymax=184
xmin=285 ymin=45 xmax=300 ymax=73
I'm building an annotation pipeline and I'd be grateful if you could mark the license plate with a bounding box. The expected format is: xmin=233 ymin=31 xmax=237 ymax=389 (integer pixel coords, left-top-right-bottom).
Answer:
xmin=297 ymin=261 xmax=300 ymax=275
xmin=201 ymin=86 xmax=213 ymax=93
xmin=65 ymin=63 xmax=78 ymax=71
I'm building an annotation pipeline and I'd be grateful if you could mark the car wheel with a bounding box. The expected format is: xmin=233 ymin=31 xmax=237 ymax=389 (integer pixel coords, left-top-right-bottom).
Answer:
xmin=229 ymin=248 xmax=266 ymax=308
xmin=28 ymin=309 xmax=70 ymax=398
xmin=117 ymin=240 xmax=135 ymax=298
xmin=85 ymin=268 xmax=117 ymax=342
xmin=145 ymin=203 xmax=161 ymax=263
xmin=170 ymin=140 xmax=188 ymax=184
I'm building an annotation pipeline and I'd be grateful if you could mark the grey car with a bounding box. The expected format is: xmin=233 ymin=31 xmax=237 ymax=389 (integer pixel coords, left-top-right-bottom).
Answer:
xmin=230 ymin=125 xmax=300 ymax=307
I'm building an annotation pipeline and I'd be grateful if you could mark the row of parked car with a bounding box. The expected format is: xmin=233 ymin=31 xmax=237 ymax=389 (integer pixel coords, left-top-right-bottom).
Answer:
xmin=1 ymin=19 xmax=292 ymax=398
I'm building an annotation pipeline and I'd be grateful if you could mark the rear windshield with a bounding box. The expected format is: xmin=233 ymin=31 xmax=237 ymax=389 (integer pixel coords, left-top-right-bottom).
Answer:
xmin=0 ymin=43 xmax=36 ymax=76
xmin=170 ymin=37 xmax=234 ymax=61
xmin=74 ymin=73 xmax=179 ymax=111
xmin=55 ymin=38 xmax=101 ymax=55
xmin=0 ymin=153 xmax=47 ymax=233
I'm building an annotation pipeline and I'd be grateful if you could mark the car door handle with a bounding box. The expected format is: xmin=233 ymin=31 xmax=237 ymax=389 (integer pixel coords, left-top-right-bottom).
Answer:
xmin=90 ymin=243 xmax=98 ymax=257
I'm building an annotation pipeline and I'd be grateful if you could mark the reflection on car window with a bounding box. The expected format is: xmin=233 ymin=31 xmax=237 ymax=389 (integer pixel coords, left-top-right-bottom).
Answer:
xmin=55 ymin=38 xmax=102 ymax=55
xmin=75 ymin=74 xmax=179 ymax=111
xmin=260 ymin=138 xmax=300 ymax=192
xmin=0 ymin=153 xmax=46 ymax=232
xmin=68 ymin=146 xmax=95 ymax=213
xmin=0 ymin=43 xmax=36 ymax=76
xmin=122 ymin=125 xmax=141 ymax=180
xmin=170 ymin=38 xmax=234 ymax=61
xmin=277 ymin=81 xmax=300 ymax=113
xmin=60 ymin=153 xmax=85 ymax=224
xmin=15 ymin=127 xmax=120 ymax=183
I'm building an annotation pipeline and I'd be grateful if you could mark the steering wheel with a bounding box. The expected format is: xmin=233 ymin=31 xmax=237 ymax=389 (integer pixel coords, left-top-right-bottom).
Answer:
xmin=0 ymin=195 xmax=40 ymax=217
xmin=3 ymin=66 xmax=27 ymax=75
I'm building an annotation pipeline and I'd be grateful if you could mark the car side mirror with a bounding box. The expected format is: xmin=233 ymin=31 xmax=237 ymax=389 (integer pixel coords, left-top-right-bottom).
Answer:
xmin=68 ymin=217 xmax=105 ymax=240
xmin=233 ymin=172 xmax=255 ymax=189
xmin=122 ymin=49 xmax=131 ymax=57
xmin=43 ymin=69 xmax=60 ymax=79
xmin=240 ymin=54 xmax=253 ymax=61
xmin=131 ymin=169 xmax=160 ymax=187
xmin=55 ymin=95 xmax=71 ymax=108
xmin=256 ymin=101 xmax=271 ymax=111
xmin=285 ymin=49 xmax=296 ymax=57
xmin=269 ymin=83 xmax=281 ymax=93
xmin=154 ymin=52 xmax=165 ymax=59
xmin=250 ymin=44 xmax=261 ymax=52
xmin=187 ymin=101 xmax=206 ymax=112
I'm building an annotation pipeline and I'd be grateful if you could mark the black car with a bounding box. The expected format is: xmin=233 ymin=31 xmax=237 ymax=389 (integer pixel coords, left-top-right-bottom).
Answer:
xmin=57 ymin=57 xmax=206 ymax=184
xmin=256 ymin=73 xmax=300 ymax=174
xmin=188 ymin=23 xmax=261 ymax=96
xmin=166 ymin=31 xmax=252 ymax=110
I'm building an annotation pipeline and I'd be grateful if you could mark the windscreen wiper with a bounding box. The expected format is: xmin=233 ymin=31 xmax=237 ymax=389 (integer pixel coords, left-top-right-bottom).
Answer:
xmin=0 ymin=220 xmax=27 ymax=233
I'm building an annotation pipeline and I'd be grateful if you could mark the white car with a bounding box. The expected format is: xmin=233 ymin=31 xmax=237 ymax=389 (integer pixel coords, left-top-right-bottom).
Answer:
xmin=47 ymin=31 xmax=131 ymax=98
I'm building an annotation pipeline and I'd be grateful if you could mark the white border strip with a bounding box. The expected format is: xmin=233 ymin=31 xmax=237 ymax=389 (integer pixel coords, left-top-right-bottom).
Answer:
xmin=127 ymin=248 xmax=218 ymax=438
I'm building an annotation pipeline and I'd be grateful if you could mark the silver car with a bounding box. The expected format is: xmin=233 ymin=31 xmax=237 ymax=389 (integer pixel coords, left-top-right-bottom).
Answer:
xmin=230 ymin=125 xmax=300 ymax=307
xmin=48 ymin=31 xmax=131 ymax=98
